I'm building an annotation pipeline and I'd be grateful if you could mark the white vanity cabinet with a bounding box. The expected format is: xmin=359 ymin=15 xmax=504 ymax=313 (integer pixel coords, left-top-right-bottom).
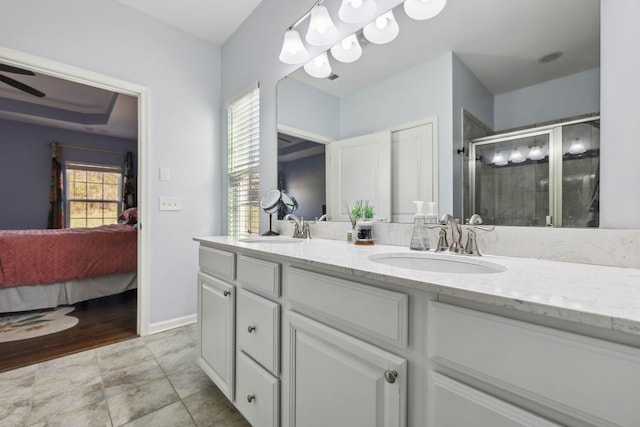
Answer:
xmin=285 ymin=266 xmax=409 ymax=427
xmin=287 ymin=312 xmax=407 ymax=427
xmin=195 ymin=238 xmax=640 ymax=427
xmin=428 ymin=301 xmax=640 ymax=426
xmin=197 ymin=246 xmax=236 ymax=401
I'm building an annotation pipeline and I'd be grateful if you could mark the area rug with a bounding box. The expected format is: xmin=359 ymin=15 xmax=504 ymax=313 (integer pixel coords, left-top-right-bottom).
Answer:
xmin=0 ymin=307 xmax=79 ymax=343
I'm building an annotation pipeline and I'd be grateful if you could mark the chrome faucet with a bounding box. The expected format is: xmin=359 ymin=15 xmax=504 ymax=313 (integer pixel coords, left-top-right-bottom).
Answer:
xmin=284 ymin=214 xmax=311 ymax=239
xmin=440 ymin=214 xmax=464 ymax=254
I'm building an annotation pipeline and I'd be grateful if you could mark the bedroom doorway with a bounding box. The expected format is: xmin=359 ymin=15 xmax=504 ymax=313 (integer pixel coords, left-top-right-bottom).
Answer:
xmin=0 ymin=48 xmax=150 ymax=362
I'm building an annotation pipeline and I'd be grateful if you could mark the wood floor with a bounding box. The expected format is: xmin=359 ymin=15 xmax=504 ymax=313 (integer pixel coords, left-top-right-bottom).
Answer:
xmin=0 ymin=289 xmax=137 ymax=373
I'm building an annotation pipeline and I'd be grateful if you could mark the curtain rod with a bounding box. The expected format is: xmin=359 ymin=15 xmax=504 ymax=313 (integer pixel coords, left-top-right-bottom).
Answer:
xmin=48 ymin=142 xmax=134 ymax=156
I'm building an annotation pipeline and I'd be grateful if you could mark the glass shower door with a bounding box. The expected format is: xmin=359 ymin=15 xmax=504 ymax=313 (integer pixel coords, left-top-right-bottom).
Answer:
xmin=468 ymin=117 xmax=600 ymax=228
xmin=470 ymin=130 xmax=552 ymax=227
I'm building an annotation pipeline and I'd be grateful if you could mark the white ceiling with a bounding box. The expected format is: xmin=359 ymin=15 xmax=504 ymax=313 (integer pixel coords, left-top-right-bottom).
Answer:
xmin=114 ymin=0 xmax=263 ymax=45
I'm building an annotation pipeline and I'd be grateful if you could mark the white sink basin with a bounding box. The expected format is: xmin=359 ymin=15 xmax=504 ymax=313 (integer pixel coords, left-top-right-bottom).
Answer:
xmin=368 ymin=252 xmax=506 ymax=274
xmin=238 ymin=237 xmax=303 ymax=244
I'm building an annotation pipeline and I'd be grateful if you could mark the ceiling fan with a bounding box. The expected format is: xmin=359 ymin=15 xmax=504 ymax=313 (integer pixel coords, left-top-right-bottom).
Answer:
xmin=0 ymin=63 xmax=46 ymax=97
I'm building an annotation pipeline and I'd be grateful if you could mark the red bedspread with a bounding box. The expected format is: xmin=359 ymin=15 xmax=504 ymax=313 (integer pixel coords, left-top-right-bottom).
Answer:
xmin=0 ymin=224 xmax=137 ymax=288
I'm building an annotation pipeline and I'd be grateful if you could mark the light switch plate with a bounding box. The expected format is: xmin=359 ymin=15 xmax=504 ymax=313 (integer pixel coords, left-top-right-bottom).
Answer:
xmin=159 ymin=196 xmax=181 ymax=211
xmin=159 ymin=168 xmax=170 ymax=181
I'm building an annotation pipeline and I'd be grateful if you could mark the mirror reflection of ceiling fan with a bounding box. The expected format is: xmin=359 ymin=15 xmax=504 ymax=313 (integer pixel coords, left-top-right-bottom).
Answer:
xmin=0 ymin=63 xmax=46 ymax=97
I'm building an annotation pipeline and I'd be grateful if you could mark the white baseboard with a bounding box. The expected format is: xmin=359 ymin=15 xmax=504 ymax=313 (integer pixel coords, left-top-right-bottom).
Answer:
xmin=146 ymin=313 xmax=197 ymax=335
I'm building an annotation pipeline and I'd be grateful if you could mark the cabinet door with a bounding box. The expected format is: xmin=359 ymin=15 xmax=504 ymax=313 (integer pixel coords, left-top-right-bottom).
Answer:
xmin=198 ymin=272 xmax=235 ymax=400
xmin=288 ymin=313 xmax=406 ymax=427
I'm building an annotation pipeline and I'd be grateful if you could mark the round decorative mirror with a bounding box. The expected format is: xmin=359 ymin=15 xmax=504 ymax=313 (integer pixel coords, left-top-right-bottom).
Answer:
xmin=259 ymin=189 xmax=298 ymax=235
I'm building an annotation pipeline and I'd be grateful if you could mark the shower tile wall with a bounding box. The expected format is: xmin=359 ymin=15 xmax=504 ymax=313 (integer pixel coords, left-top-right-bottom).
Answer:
xmin=476 ymin=161 xmax=549 ymax=226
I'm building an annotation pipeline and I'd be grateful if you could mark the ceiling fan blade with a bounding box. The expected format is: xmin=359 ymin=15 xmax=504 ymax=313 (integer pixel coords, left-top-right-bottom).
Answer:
xmin=0 ymin=63 xmax=36 ymax=76
xmin=0 ymin=74 xmax=46 ymax=97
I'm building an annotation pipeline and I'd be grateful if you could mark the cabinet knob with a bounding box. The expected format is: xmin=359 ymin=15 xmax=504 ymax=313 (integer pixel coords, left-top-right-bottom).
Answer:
xmin=247 ymin=394 xmax=256 ymax=403
xmin=223 ymin=290 xmax=230 ymax=297
xmin=247 ymin=325 xmax=256 ymax=333
xmin=384 ymin=370 xmax=398 ymax=384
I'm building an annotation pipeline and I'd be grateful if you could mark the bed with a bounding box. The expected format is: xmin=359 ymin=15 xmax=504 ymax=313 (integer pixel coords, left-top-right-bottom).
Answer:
xmin=0 ymin=222 xmax=137 ymax=313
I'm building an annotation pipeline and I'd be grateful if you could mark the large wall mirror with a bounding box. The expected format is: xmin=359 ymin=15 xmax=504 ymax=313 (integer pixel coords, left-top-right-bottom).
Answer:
xmin=276 ymin=0 xmax=600 ymax=225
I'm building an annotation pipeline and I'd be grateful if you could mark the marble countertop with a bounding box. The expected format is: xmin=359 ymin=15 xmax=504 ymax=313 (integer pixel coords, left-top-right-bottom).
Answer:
xmin=194 ymin=236 xmax=640 ymax=337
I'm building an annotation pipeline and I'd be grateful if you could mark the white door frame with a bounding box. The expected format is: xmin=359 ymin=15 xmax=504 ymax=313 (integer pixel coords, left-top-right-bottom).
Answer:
xmin=0 ymin=46 xmax=151 ymax=335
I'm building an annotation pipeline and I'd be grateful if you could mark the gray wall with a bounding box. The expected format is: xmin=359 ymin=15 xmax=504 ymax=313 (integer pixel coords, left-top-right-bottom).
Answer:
xmin=0 ymin=119 xmax=137 ymax=230
xmin=494 ymin=68 xmax=600 ymax=131
xmin=1 ymin=0 xmax=222 ymax=325
xmin=600 ymin=0 xmax=640 ymax=229
xmin=277 ymin=77 xmax=340 ymax=140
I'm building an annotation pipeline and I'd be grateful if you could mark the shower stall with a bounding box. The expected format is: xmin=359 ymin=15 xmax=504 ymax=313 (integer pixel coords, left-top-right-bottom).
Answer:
xmin=467 ymin=116 xmax=600 ymax=228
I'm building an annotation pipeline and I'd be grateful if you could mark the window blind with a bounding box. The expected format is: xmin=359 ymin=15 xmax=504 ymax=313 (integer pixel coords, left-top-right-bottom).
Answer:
xmin=227 ymin=86 xmax=260 ymax=236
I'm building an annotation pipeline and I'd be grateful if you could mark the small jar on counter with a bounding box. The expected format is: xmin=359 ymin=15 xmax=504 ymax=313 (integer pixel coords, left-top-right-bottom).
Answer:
xmin=354 ymin=220 xmax=374 ymax=245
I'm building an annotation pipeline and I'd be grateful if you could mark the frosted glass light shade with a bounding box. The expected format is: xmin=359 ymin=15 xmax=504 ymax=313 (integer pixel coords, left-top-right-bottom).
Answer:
xmin=363 ymin=11 xmax=399 ymax=44
xmin=304 ymin=52 xmax=332 ymax=78
xmin=528 ymin=146 xmax=546 ymax=160
xmin=404 ymin=0 xmax=447 ymax=21
xmin=338 ymin=0 xmax=377 ymax=24
xmin=331 ymin=34 xmax=362 ymax=63
xmin=568 ymin=138 xmax=587 ymax=154
xmin=509 ymin=146 xmax=529 ymax=163
xmin=306 ymin=5 xmax=339 ymax=46
xmin=279 ymin=29 xmax=310 ymax=64
xmin=492 ymin=151 xmax=509 ymax=166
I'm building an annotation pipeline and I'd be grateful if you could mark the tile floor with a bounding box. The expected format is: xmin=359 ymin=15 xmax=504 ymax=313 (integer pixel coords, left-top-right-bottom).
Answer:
xmin=0 ymin=324 xmax=250 ymax=427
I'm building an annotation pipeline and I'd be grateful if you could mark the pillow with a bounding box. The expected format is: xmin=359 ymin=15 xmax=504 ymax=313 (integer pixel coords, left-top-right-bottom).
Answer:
xmin=118 ymin=207 xmax=138 ymax=225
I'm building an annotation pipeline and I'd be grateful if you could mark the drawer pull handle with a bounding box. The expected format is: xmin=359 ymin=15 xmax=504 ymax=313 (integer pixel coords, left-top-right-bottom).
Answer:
xmin=247 ymin=325 xmax=256 ymax=333
xmin=247 ymin=394 xmax=256 ymax=403
xmin=384 ymin=370 xmax=398 ymax=384
xmin=223 ymin=290 xmax=231 ymax=297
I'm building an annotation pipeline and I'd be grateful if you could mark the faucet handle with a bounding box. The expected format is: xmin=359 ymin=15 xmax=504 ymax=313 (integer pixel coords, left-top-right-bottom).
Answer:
xmin=463 ymin=218 xmax=494 ymax=256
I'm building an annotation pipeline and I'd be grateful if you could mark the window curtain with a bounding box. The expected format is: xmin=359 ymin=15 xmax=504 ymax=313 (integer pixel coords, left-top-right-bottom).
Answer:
xmin=122 ymin=151 xmax=136 ymax=209
xmin=47 ymin=142 xmax=64 ymax=229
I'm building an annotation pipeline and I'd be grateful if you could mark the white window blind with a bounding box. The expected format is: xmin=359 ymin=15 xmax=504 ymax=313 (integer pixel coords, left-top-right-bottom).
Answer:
xmin=227 ymin=86 xmax=260 ymax=236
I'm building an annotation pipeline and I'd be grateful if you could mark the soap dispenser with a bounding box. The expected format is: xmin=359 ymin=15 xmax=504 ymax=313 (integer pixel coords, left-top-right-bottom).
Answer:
xmin=410 ymin=201 xmax=430 ymax=251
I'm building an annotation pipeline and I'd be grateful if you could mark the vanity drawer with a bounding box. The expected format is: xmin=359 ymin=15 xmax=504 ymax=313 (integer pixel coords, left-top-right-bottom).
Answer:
xmin=237 ymin=288 xmax=280 ymax=374
xmin=199 ymin=246 xmax=235 ymax=281
xmin=428 ymin=302 xmax=640 ymax=426
xmin=287 ymin=267 xmax=408 ymax=348
xmin=235 ymin=350 xmax=279 ymax=427
xmin=237 ymin=255 xmax=280 ymax=297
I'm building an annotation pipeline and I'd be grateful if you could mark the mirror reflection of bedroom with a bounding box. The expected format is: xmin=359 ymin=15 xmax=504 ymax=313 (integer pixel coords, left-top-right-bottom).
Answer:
xmin=0 ymin=62 xmax=139 ymax=372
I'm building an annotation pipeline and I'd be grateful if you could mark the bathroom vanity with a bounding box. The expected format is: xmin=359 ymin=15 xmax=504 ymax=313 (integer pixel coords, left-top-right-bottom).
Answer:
xmin=193 ymin=236 xmax=640 ymax=427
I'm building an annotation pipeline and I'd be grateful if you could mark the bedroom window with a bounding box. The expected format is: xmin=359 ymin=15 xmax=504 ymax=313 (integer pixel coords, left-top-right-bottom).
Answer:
xmin=66 ymin=162 xmax=123 ymax=228
xmin=227 ymin=84 xmax=260 ymax=236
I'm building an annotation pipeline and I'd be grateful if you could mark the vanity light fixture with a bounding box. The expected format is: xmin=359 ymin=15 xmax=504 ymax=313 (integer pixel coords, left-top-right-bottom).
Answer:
xmin=528 ymin=146 xmax=546 ymax=161
xmin=568 ymin=138 xmax=587 ymax=155
xmin=492 ymin=151 xmax=509 ymax=166
xmin=304 ymin=52 xmax=333 ymax=78
xmin=339 ymin=0 xmax=378 ymax=24
xmin=331 ymin=34 xmax=363 ymax=63
xmin=509 ymin=146 xmax=529 ymax=163
xmin=306 ymin=4 xmax=340 ymax=46
xmin=279 ymin=29 xmax=310 ymax=64
xmin=404 ymin=0 xmax=447 ymax=21
xmin=363 ymin=10 xmax=399 ymax=44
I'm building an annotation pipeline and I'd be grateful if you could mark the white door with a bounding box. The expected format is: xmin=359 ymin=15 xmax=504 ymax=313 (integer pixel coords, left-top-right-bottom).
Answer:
xmin=327 ymin=131 xmax=391 ymax=222
xmin=197 ymin=272 xmax=235 ymax=401
xmin=392 ymin=121 xmax=438 ymax=223
xmin=288 ymin=312 xmax=406 ymax=427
